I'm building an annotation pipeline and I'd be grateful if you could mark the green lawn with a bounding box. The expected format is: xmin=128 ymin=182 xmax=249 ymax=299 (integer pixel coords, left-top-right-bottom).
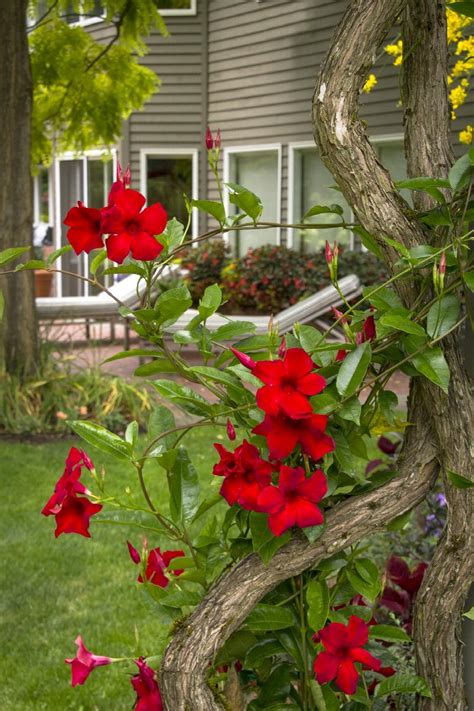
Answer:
xmin=0 ymin=431 xmax=223 ymax=710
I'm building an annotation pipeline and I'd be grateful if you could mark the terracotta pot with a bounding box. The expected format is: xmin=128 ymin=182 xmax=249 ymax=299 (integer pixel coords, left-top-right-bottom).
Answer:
xmin=34 ymin=269 xmax=53 ymax=297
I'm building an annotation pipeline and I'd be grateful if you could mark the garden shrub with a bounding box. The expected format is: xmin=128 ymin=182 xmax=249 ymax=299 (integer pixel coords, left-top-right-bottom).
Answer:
xmin=180 ymin=240 xmax=229 ymax=302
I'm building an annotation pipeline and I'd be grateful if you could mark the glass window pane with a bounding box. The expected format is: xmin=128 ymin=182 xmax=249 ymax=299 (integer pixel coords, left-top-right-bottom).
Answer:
xmin=228 ymin=150 xmax=279 ymax=257
xmin=87 ymin=157 xmax=113 ymax=208
xmin=59 ymin=159 xmax=84 ymax=296
xmin=146 ymin=156 xmax=192 ymax=225
xmin=292 ymin=148 xmax=351 ymax=254
xmin=156 ymin=0 xmax=192 ymax=9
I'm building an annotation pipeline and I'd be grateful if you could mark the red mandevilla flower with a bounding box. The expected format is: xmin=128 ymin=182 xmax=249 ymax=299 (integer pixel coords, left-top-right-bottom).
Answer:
xmin=252 ymin=348 xmax=326 ymax=419
xmin=42 ymin=447 xmax=102 ymax=538
xmin=131 ymin=658 xmax=163 ymax=711
xmin=64 ymin=201 xmax=104 ymax=255
xmin=65 ymin=635 xmax=112 ymax=687
xmin=313 ymin=615 xmax=382 ymax=695
xmin=213 ymin=440 xmax=272 ymax=509
xmin=386 ymin=555 xmax=427 ymax=595
xmin=128 ymin=543 xmax=185 ymax=588
xmin=253 ymin=412 xmax=335 ymax=461
xmin=257 ymin=465 xmax=327 ymax=536
xmin=102 ymin=189 xmax=167 ymax=264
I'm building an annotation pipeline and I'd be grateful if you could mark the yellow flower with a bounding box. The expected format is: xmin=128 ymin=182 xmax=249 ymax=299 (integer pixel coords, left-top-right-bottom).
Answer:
xmin=459 ymin=124 xmax=473 ymax=145
xmin=362 ymin=74 xmax=377 ymax=93
xmin=449 ymin=80 xmax=469 ymax=113
xmin=385 ymin=40 xmax=403 ymax=66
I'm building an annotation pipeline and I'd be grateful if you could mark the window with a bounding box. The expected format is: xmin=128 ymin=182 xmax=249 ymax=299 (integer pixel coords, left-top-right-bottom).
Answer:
xmin=53 ymin=152 xmax=115 ymax=297
xmin=140 ymin=149 xmax=199 ymax=238
xmin=224 ymin=146 xmax=281 ymax=257
xmin=289 ymin=139 xmax=406 ymax=252
xmin=155 ymin=0 xmax=197 ymax=15
xmin=65 ymin=1 xmax=104 ymax=27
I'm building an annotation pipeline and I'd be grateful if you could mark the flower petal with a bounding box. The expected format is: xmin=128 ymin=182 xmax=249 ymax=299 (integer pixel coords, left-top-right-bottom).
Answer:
xmin=297 ymin=469 xmax=328 ymax=503
xmin=347 ymin=615 xmax=369 ymax=647
xmin=283 ymin=348 xmax=315 ymax=376
xmin=313 ymin=651 xmax=339 ymax=684
xmin=139 ymin=202 xmax=168 ymax=235
xmin=279 ymin=390 xmax=313 ymax=419
xmin=268 ymin=505 xmax=296 ymax=536
xmin=349 ymin=647 xmax=381 ymax=671
xmin=256 ymin=385 xmax=280 ymax=416
xmin=297 ymin=372 xmax=327 ymax=396
xmin=130 ymin=231 xmax=163 ymax=261
xmin=113 ymin=188 xmax=146 ymax=218
xmin=294 ymin=498 xmax=324 ymax=529
xmin=106 ymin=232 xmax=132 ymax=264
xmin=257 ymin=485 xmax=284 ymax=513
xmin=336 ymin=659 xmax=359 ymax=695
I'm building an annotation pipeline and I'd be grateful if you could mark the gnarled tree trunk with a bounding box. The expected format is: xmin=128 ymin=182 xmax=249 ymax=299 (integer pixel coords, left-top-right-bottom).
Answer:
xmin=0 ymin=0 xmax=39 ymax=377
xmin=160 ymin=1 xmax=473 ymax=708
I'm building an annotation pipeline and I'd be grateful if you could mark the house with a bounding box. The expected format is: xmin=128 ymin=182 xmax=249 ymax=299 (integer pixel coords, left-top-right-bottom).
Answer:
xmin=33 ymin=0 xmax=472 ymax=298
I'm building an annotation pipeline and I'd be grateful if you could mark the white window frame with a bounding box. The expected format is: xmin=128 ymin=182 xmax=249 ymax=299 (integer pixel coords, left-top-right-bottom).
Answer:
xmin=140 ymin=147 xmax=199 ymax=242
xmin=159 ymin=0 xmax=197 ymax=16
xmin=66 ymin=2 xmax=105 ymax=27
xmin=52 ymin=148 xmax=117 ymax=297
xmin=287 ymin=135 xmax=404 ymax=250
xmin=222 ymin=143 xmax=282 ymax=248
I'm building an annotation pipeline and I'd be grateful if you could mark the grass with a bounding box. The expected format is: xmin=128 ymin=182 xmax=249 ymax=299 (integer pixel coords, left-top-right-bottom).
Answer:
xmin=0 ymin=429 xmax=224 ymax=710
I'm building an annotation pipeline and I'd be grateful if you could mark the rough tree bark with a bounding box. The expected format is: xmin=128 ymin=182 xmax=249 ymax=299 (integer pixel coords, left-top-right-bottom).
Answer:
xmin=0 ymin=0 xmax=39 ymax=377
xmin=402 ymin=4 xmax=474 ymax=709
xmin=159 ymin=1 xmax=473 ymax=708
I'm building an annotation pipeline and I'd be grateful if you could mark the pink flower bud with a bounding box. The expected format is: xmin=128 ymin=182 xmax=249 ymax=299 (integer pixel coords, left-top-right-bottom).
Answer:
xmin=331 ymin=306 xmax=348 ymax=325
xmin=226 ymin=418 xmax=236 ymax=441
xmin=333 ymin=242 xmax=339 ymax=259
xmin=230 ymin=347 xmax=256 ymax=370
xmin=439 ymin=252 xmax=446 ymax=275
xmin=325 ymin=240 xmax=333 ymax=265
xmin=205 ymin=127 xmax=214 ymax=150
xmin=215 ymin=128 xmax=222 ymax=148
xmin=123 ymin=164 xmax=131 ymax=188
xmin=116 ymin=161 xmax=123 ymax=182
xmin=127 ymin=541 xmax=141 ymax=565
xmin=278 ymin=338 xmax=287 ymax=359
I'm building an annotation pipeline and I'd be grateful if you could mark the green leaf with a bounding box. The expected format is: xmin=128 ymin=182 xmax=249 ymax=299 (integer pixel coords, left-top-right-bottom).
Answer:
xmin=198 ymin=283 xmax=222 ymax=320
xmin=396 ymin=177 xmax=450 ymax=204
xmin=303 ymin=204 xmax=343 ymax=220
xmin=249 ymin=512 xmax=290 ymax=564
xmin=125 ymin=420 xmax=139 ymax=447
xmin=46 ymin=244 xmax=72 ymax=266
xmin=191 ymin=199 xmax=226 ymax=225
xmin=296 ymin=324 xmax=324 ymax=354
xmin=245 ymin=638 xmax=285 ymax=667
xmin=374 ymin=673 xmax=432 ymax=699
xmin=103 ymin=264 xmax=145 ymax=277
xmin=147 ymin=405 xmax=176 ymax=452
xmin=161 ymin=590 xmax=202 ymax=608
xmin=155 ymin=286 xmax=192 ymax=325
xmin=226 ymin=182 xmax=263 ymax=222
xmin=159 ymin=218 xmax=185 ymax=251
xmin=404 ymin=336 xmax=450 ymax=393
xmin=387 ymin=510 xmax=412 ymax=531
xmin=134 ymin=359 xmax=176 ymax=377
xmin=426 ymin=295 xmax=460 ymax=339
xmin=449 ymin=153 xmax=472 ymax=192
xmin=166 ymin=556 xmax=195 ymax=571
xmin=369 ymin=624 xmax=410 ymax=643
xmin=338 ymin=397 xmax=361 ymax=425
xmin=16 ymin=260 xmax=46 ymax=270
xmin=245 ymin=604 xmax=295 ymax=631
xmin=191 ymin=493 xmax=222 ymax=522
xmin=216 ymin=630 xmax=258 ymax=666
xmin=0 ymin=247 xmax=30 ymax=266
xmin=190 ymin=365 xmax=240 ymax=387
xmin=464 ymin=271 xmax=474 ymax=293
xmin=363 ymin=286 xmax=403 ymax=312
xmin=463 ymin=606 xmax=474 ymax=620
xmin=90 ymin=249 xmax=107 ymax=275
xmin=168 ymin=446 xmax=200 ymax=523
xmin=306 ymin=579 xmax=329 ymax=633
xmin=152 ymin=379 xmax=212 ymax=417
xmin=380 ymin=309 xmax=426 ymax=337
xmin=336 ymin=342 xmax=371 ymax=397
xmin=346 ymin=567 xmax=380 ymax=603
xmin=446 ymin=469 xmax=474 ymax=489
xmin=450 ymin=2 xmax=474 ymax=16
xmin=310 ymin=681 xmax=340 ymax=711
xmin=104 ymin=349 xmax=163 ymax=363
xmin=212 ymin=320 xmax=256 ymax=341
xmin=69 ymin=421 xmax=132 ymax=461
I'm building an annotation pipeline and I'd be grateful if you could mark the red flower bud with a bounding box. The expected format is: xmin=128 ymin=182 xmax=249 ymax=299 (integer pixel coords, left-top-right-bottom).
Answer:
xmin=226 ymin=418 xmax=236 ymax=441
xmin=439 ymin=252 xmax=446 ymax=274
xmin=116 ymin=161 xmax=123 ymax=182
xmin=325 ymin=240 xmax=333 ymax=265
xmin=278 ymin=337 xmax=287 ymax=358
xmin=123 ymin=164 xmax=131 ymax=188
xmin=127 ymin=540 xmax=141 ymax=565
xmin=205 ymin=127 xmax=214 ymax=150
xmin=230 ymin=347 xmax=256 ymax=370
xmin=215 ymin=128 xmax=222 ymax=148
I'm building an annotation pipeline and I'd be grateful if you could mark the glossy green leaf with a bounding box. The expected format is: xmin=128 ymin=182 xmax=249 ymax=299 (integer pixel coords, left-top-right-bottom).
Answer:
xmin=346 ymin=567 xmax=380 ymax=603
xmin=380 ymin=309 xmax=426 ymax=337
xmin=103 ymin=263 xmax=145 ymax=276
xmin=152 ymin=379 xmax=212 ymax=417
xmin=303 ymin=204 xmax=343 ymax=219
xmin=463 ymin=606 xmax=474 ymax=620
xmin=198 ymin=284 xmax=222 ymax=319
xmin=426 ymin=295 xmax=460 ymax=339
xmin=404 ymin=336 xmax=450 ymax=393
xmin=159 ymin=218 xmax=185 ymax=251
xmin=450 ymin=2 xmax=474 ymax=17
xmin=90 ymin=249 xmax=107 ymax=274
xmin=134 ymin=359 xmax=176 ymax=377
xmin=245 ymin=604 xmax=295 ymax=631
xmin=147 ymin=405 xmax=176 ymax=452
xmin=249 ymin=512 xmax=290 ymax=564
xmin=168 ymin=446 xmax=200 ymax=523
xmin=363 ymin=286 xmax=403 ymax=312
xmin=449 ymin=153 xmax=472 ymax=192
xmin=306 ymin=579 xmax=329 ymax=633
xmin=245 ymin=638 xmax=285 ymax=667
xmin=15 ymin=260 xmax=46 ymax=270
xmin=125 ymin=420 xmax=139 ymax=447
xmin=155 ymin=285 xmax=192 ymax=325
xmin=161 ymin=590 xmax=202 ymax=608
xmin=374 ymin=673 xmax=432 ymax=699
xmin=212 ymin=320 xmax=256 ymax=341
xmin=216 ymin=630 xmax=258 ymax=666
xmin=369 ymin=624 xmax=410 ymax=643
xmin=338 ymin=397 xmax=361 ymax=425
xmin=447 ymin=469 xmax=474 ymax=488
xmin=191 ymin=199 xmax=226 ymax=225
xmin=46 ymin=244 xmax=72 ymax=265
xmin=0 ymin=247 xmax=30 ymax=265
xmin=336 ymin=342 xmax=371 ymax=397
xmin=464 ymin=270 xmax=474 ymax=293
xmin=226 ymin=181 xmax=263 ymax=222
xmin=69 ymin=420 xmax=132 ymax=461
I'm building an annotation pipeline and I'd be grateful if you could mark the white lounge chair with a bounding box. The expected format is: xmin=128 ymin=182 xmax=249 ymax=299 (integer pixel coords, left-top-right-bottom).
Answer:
xmin=165 ymin=274 xmax=361 ymax=336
